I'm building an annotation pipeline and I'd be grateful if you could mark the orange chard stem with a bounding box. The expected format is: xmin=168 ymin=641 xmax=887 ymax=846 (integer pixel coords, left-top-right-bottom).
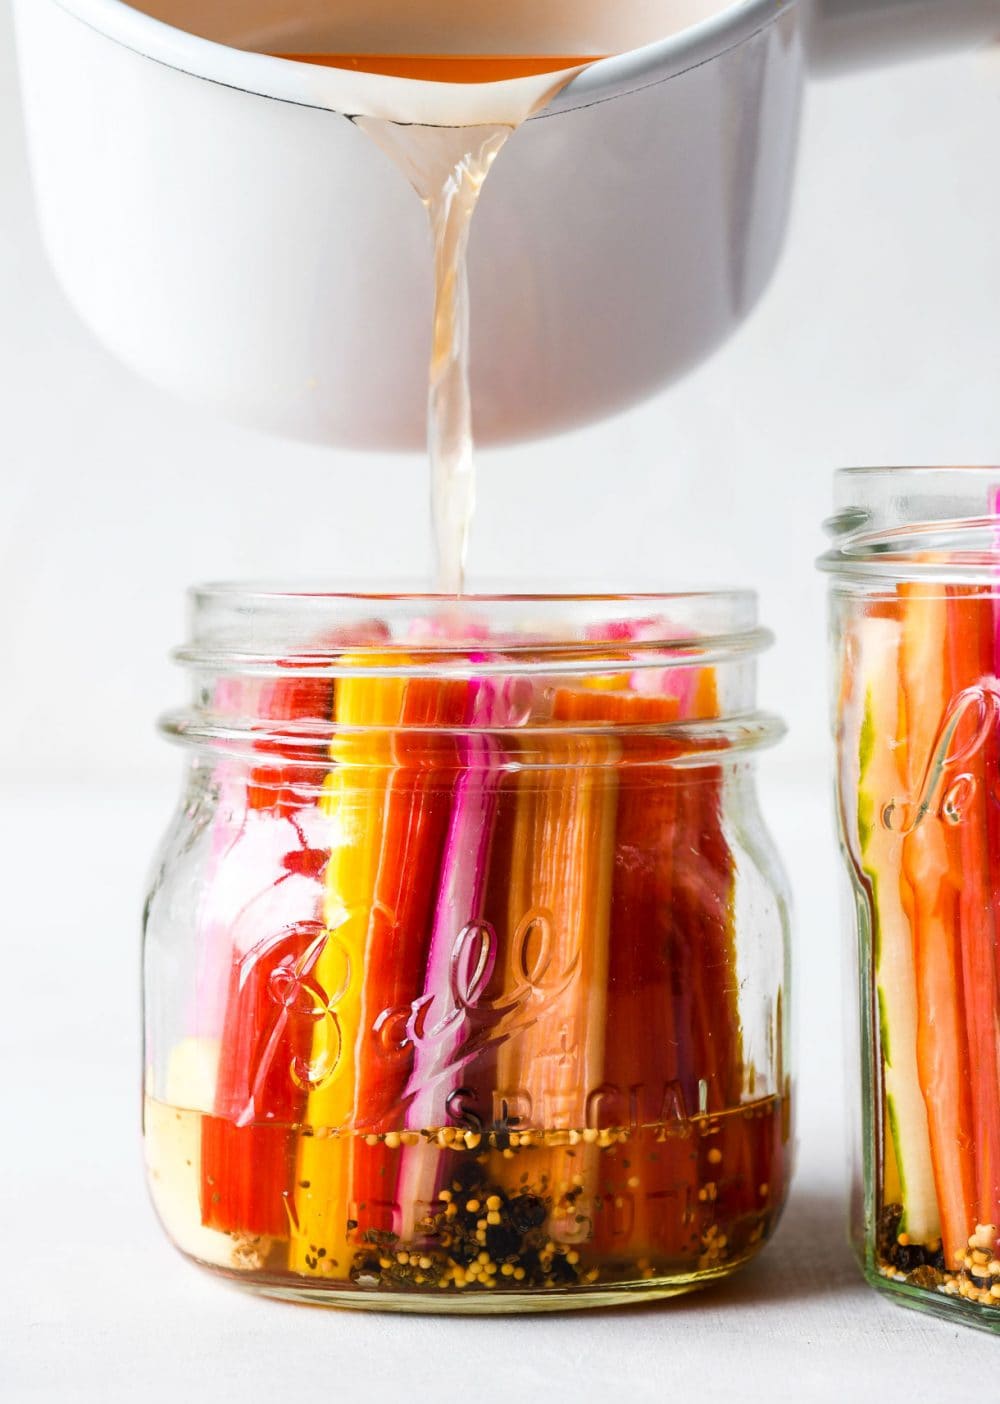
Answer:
xmin=899 ymin=584 xmax=977 ymax=1264
xmin=349 ymin=677 xmax=471 ymax=1239
xmin=946 ymin=587 xmax=1000 ymax=1232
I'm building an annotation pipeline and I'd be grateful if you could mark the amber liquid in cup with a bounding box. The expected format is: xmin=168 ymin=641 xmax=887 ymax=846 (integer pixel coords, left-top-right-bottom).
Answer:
xmin=277 ymin=54 xmax=599 ymax=81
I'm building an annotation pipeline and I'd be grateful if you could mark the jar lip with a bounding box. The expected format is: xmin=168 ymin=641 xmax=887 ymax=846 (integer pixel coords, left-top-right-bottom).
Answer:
xmin=191 ymin=582 xmax=757 ymax=606
xmin=832 ymin=465 xmax=1000 ymax=478
xmin=181 ymin=583 xmax=770 ymax=673
xmin=168 ymin=583 xmax=777 ymax=761
xmin=819 ymin=466 xmax=1000 ymax=584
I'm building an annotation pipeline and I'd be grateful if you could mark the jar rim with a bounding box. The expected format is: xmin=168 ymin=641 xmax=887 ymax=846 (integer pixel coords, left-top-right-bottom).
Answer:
xmin=819 ymin=466 xmax=1000 ymax=584
xmin=179 ymin=584 xmax=771 ymax=675
xmin=190 ymin=582 xmax=758 ymax=606
xmin=162 ymin=583 xmax=781 ymax=765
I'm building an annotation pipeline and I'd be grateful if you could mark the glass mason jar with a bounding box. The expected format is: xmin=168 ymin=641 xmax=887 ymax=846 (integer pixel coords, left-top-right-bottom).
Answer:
xmin=823 ymin=467 xmax=1000 ymax=1333
xmin=143 ymin=587 xmax=792 ymax=1312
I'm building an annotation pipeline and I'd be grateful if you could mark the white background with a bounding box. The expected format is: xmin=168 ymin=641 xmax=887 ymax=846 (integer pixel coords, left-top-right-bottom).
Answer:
xmin=2 ymin=14 xmax=1000 ymax=787
xmin=3 ymin=4 xmax=1000 ymax=1398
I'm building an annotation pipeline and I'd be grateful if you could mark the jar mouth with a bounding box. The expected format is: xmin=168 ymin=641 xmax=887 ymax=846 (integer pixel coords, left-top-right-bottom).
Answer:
xmin=162 ymin=584 xmax=782 ymax=766
xmin=177 ymin=584 xmax=772 ymax=676
xmin=819 ymin=466 xmax=1000 ymax=584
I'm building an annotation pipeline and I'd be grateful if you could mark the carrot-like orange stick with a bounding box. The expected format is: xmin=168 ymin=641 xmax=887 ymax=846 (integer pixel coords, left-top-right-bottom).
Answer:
xmin=899 ymin=584 xmax=976 ymax=1265
xmin=946 ymin=587 xmax=1000 ymax=1233
xmin=587 ymin=671 xmax=744 ymax=1268
xmin=988 ymin=484 xmax=1000 ymax=1036
xmin=669 ymin=754 xmax=741 ymax=1108
xmin=490 ymin=690 xmax=618 ymax=1238
xmin=348 ymin=676 xmax=470 ymax=1241
xmin=247 ymin=621 xmax=390 ymax=816
xmin=201 ymin=922 xmax=330 ymax=1239
xmin=199 ymin=669 xmax=341 ymax=1241
xmin=588 ymin=693 xmax=701 ymax=1266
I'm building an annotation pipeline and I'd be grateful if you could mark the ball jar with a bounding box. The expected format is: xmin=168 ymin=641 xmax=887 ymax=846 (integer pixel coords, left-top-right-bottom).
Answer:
xmin=823 ymin=468 xmax=1000 ymax=1333
xmin=143 ymin=588 xmax=792 ymax=1311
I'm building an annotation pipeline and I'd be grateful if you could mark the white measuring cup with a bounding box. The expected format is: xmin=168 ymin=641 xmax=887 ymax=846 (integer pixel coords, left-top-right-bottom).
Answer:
xmin=13 ymin=0 xmax=1000 ymax=449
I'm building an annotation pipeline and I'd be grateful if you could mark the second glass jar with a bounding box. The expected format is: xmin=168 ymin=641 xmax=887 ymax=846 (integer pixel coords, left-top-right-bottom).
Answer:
xmin=143 ymin=589 xmax=792 ymax=1311
xmin=824 ymin=467 xmax=1000 ymax=1333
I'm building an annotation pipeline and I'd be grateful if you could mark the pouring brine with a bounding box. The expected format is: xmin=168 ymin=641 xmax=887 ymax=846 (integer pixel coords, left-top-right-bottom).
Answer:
xmin=16 ymin=0 xmax=998 ymax=461
xmin=268 ymin=43 xmax=600 ymax=591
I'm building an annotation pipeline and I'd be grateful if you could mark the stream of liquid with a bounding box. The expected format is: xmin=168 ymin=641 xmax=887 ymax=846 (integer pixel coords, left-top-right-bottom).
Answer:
xmin=354 ymin=117 xmax=513 ymax=596
xmin=279 ymin=54 xmax=598 ymax=593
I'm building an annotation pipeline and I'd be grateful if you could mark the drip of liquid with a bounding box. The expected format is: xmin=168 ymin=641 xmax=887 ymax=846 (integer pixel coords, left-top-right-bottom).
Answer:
xmin=279 ymin=53 xmax=597 ymax=594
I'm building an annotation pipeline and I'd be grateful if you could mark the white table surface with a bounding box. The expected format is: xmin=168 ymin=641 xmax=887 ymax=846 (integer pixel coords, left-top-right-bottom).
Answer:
xmin=2 ymin=770 xmax=996 ymax=1402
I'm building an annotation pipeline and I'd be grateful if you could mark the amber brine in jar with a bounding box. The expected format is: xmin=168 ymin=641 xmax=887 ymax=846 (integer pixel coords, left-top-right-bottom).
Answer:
xmin=823 ymin=468 xmax=1000 ymax=1333
xmin=143 ymin=589 xmax=791 ymax=1311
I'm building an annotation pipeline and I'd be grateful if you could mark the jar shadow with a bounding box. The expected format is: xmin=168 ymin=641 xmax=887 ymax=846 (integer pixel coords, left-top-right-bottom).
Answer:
xmin=587 ymin=1185 xmax=859 ymax=1317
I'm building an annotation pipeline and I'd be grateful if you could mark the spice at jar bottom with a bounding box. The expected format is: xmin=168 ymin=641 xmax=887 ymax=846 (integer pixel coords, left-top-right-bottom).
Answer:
xmin=143 ymin=591 xmax=791 ymax=1311
xmin=826 ymin=467 xmax=1000 ymax=1334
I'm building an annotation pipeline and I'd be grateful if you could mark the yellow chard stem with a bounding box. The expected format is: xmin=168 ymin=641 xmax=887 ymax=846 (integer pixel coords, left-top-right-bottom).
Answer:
xmin=288 ymin=662 xmax=406 ymax=1277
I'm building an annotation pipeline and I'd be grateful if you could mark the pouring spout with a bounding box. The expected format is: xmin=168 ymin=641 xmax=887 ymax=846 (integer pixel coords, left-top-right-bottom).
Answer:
xmin=808 ymin=0 xmax=1000 ymax=75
